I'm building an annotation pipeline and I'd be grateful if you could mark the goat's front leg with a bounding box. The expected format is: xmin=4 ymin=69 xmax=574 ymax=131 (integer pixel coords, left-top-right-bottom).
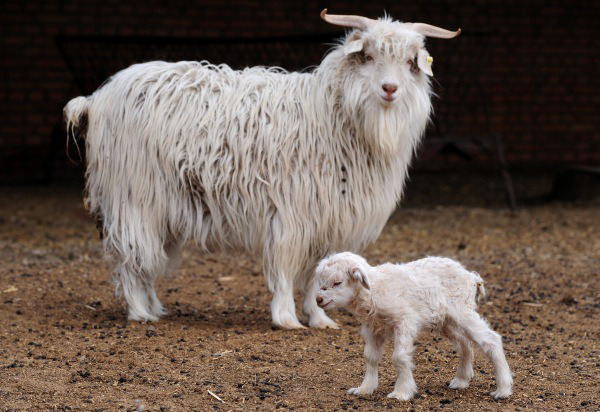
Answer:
xmin=348 ymin=327 xmax=386 ymax=395
xmin=265 ymin=246 xmax=305 ymax=329
xmin=270 ymin=277 xmax=304 ymax=329
xmin=387 ymin=322 xmax=419 ymax=401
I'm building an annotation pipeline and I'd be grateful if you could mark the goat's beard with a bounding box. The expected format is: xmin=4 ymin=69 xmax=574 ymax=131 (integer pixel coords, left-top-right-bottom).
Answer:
xmin=361 ymin=102 xmax=403 ymax=156
xmin=341 ymin=83 xmax=402 ymax=157
xmin=340 ymin=78 xmax=432 ymax=158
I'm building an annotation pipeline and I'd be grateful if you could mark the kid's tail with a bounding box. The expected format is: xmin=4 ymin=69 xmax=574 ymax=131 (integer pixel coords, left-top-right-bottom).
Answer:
xmin=472 ymin=271 xmax=486 ymax=302
xmin=476 ymin=280 xmax=486 ymax=302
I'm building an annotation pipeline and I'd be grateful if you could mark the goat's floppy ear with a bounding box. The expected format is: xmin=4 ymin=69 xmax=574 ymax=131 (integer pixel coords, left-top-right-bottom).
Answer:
xmin=417 ymin=49 xmax=434 ymax=76
xmin=349 ymin=267 xmax=371 ymax=290
xmin=343 ymin=39 xmax=364 ymax=55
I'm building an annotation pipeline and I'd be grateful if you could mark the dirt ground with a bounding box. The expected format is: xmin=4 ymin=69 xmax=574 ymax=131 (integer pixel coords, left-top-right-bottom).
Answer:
xmin=0 ymin=172 xmax=598 ymax=411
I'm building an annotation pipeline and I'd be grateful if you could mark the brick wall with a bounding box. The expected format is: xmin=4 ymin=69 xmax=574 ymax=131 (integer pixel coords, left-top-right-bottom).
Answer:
xmin=1 ymin=0 xmax=598 ymax=182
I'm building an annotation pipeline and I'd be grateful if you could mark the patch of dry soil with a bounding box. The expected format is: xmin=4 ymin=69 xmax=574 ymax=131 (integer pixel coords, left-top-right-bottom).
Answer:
xmin=0 ymin=185 xmax=598 ymax=411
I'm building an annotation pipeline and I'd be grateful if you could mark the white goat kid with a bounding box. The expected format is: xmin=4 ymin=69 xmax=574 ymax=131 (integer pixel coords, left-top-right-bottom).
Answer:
xmin=315 ymin=252 xmax=513 ymax=400
xmin=63 ymin=10 xmax=459 ymax=329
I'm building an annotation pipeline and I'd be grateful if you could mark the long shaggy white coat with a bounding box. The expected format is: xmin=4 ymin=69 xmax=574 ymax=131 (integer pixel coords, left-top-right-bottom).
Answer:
xmin=63 ymin=12 xmax=457 ymax=328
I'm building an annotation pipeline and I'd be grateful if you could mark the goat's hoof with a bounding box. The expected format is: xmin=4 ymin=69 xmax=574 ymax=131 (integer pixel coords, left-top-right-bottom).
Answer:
xmin=272 ymin=318 xmax=306 ymax=330
xmin=127 ymin=310 xmax=160 ymax=323
xmin=491 ymin=388 xmax=512 ymax=399
xmin=272 ymin=309 xmax=306 ymax=329
xmin=275 ymin=321 xmax=306 ymax=330
xmin=309 ymin=318 xmax=340 ymax=329
xmin=387 ymin=390 xmax=416 ymax=401
xmin=347 ymin=386 xmax=375 ymax=396
xmin=305 ymin=308 xmax=340 ymax=329
xmin=448 ymin=377 xmax=470 ymax=389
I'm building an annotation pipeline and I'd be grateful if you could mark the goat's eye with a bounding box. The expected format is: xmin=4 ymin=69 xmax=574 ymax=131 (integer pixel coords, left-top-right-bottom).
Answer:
xmin=321 ymin=286 xmax=327 ymax=291
xmin=408 ymin=58 xmax=419 ymax=73
xmin=365 ymin=54 xmax=374 ymax=62
xmin=333 ymin=281 xmax=342 ymax=287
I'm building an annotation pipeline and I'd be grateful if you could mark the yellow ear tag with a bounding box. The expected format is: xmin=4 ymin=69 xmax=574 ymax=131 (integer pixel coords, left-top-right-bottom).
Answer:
xmin=426 ymin=56 xmax=434 ymax=76
xmin=417 ymin=49 xmax=434 ymax=77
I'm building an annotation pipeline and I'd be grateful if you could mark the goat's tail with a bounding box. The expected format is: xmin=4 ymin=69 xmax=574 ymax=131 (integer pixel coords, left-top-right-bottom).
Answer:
xmin=476 ymin=280 xmax=486 ymax=302
xmin=64 ymin=96 xmax=90 ymax=161
xmin=64 ymin=96 xmax=89 ymax=137
xmin=473 ymin=271 xmax=486 ymax=303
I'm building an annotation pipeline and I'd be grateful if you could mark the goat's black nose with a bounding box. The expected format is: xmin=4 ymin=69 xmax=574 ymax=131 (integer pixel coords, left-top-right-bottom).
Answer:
xmin=382 ymin=83 xmax=398 ymax=94
xmin=316 ymin=296 xmax=323 ymax=305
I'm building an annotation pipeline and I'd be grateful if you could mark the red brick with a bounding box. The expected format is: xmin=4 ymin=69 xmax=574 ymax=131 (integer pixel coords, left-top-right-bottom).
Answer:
xmin=1 ymin=1 xmax=598 ymax=180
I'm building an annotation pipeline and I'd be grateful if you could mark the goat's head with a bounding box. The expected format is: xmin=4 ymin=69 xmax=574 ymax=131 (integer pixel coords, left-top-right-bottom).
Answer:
xmin=322 ymin=9 xmax=459 ymax=106
xmin=321 ymin=9 xmax=460 ymax=155
xmin=315 ymin=252 xmax=371 ymax=310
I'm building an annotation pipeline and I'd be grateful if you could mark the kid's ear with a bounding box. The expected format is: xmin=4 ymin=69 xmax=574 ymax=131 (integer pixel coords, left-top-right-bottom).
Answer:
xmin=349 ymin=266 xmax=371 ymax=290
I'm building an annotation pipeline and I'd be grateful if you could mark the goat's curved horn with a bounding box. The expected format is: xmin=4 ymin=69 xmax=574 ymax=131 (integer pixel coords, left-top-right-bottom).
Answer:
xmin=320 ymin=9 xmax=376 ymax=31
xmin=407 ymin=23 xmax=461 ymax=39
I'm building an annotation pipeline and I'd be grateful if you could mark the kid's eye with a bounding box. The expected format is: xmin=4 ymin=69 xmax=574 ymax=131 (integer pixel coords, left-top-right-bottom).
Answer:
xmin=365 ymin=55 xmax=374 ymax=62
xmin=333 ymin=281 xmax=342 ymax=287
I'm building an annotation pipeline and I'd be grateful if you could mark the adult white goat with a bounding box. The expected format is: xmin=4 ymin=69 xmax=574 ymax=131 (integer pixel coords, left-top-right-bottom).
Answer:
xmin=64 ymin=10 xmax=460 ymax=329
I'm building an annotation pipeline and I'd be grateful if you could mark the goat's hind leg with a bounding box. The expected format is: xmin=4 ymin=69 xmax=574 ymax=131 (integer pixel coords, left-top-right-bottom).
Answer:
xmin=114 ymin=261 xmax=161 ymax=322
xmin=459 ymin=311 xmax=513 ymax=398
xmin=144 ymin=239 xmax=183 ymax=318
xmin=109 ymin=230 xmax=175 ymax=322
xmin=442 ymin=319 xmax=474 ymax=390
